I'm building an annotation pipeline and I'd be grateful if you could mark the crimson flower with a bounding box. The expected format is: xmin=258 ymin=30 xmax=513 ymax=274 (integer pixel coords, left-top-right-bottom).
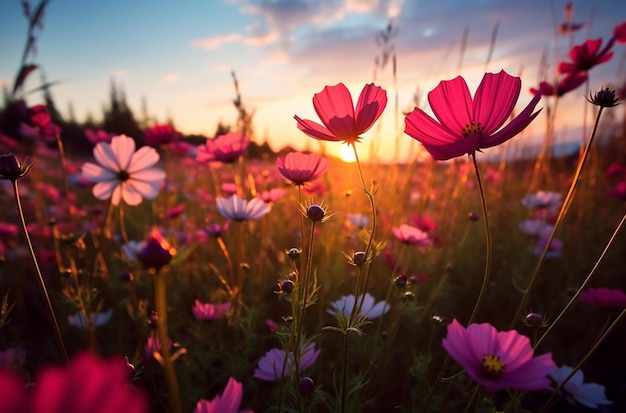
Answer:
xmin=613 ymin=21 xmax=626 ymax=44
xmin=193 ymin=377 xmax=253 ymax=413
xmin=404 ymin=70 xmax=543 ymax=161
xmin=530 ymin=72 xmax=587 ymax=97
xmin=144 ymin=124 xmax=181 ymax=147
xmin=442 ymin=319 xmax=555 ymax=393
xmin=276 ymin=152 xmax=328 ymax=185
xmin=0 ymin=351 xmax=147 ymax=413
xmin=196 ymin=131 xmax=249 ymax=163
xmin=558 ymin=38 xmax=614 ymax=75
xmin=294 ymin=83 xmax=387 ymax=144
xmin=578 ymin=287 xmax=626 ymax=309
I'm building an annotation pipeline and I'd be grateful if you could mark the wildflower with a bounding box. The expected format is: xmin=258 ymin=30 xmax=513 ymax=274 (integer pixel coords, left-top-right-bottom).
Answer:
xmin=404 ymin=70 xmax=543 ymax=160
xmin=0 ymin=153 xmax=36 ymax=181
xmin=557 ymin=3 xmax=586 ymax=35
xmin=144 ymin=336 xmax=173 ymax=358
xmin=294 ymin=83 xmax=387 ymax=145
xmin=346 ymin=213 xmax=369 ymax=229
xmin=67 ymin=308 xmax=114 ymax=329
xmin=442 ymin=319 xmax=555 ymax=393
xmin=410 ymin=214 xmax=437 ymax=233
xmin=298 ymin=377 xmax=315 ymax=395
xmin=392 ymin=224 xmax=430 ymax=247
xmin=0 ymin=351 xmax=148 ymax=413
xmin=327 ymin=293 xmax=389 ymax=320
xmin=0 ymin=347 xmax=26 ymax=369
xmin=549 ymin=365 xmax=613 ymax=408
xmin=586 ymin=86 xmax=621 ymax=108
xmin=523 ymin=312 xmax=548 ymax=328
xmin=253 ymin=342 xmax=320 ymax=381
xmin=192 ymin=300 xmax=231 ymax=320
xmin=530 ymin=72 xmax=587 ymax=97
xmin=193 ymin=377 xmax=253 ymax=413
xmin=608 ymin=180 xmax=626 ymax=200
xmin=578 ymin=287 xmax=626 ymax=309
xmin=534 ymin=231 xmax=563 ymax=259
xmin=519 ymin=219 xmax=550 ymax=236
xmin=84 ymin=128 xmax=115 ymax=144
xmin=521 ymin=190 xmax=562 ymax=210
xmin=257 ymin=188 xmax=285 ymax=203
xmin=276 ymin=152 xmax=328 ymax=185
xmin=81 ymin=134 xmax=165 ymax=206
xmin=558 ymin=38 xmax=614 ymax=75
xmin=613 ymin=21 xmax=626 ymax=44
xmin=204 ymin=221 xmax=230 ymax=238
xmin=144 ymin=123 xmax=181 ymax=147
xmin=216 ymin=194 xmax=271 ymax=221
xmin=135 ymin=228 xmax=176 ymax=271
xmin=196 ymin=131 xmax=249 ymax=163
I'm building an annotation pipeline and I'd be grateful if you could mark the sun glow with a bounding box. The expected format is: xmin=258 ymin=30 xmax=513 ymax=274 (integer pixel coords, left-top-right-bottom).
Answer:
xmin=339 ymin=144 xmax=357 ymax=163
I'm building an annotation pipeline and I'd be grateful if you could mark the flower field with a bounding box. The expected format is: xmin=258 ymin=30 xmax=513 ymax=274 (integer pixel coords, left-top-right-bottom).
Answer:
xmin=1 ymin=1 xmax=626 ymax=412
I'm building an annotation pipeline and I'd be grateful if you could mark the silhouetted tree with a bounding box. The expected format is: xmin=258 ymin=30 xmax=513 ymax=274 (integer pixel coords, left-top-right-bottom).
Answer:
xmin=102 ymin=79 xmax=143 ymax=144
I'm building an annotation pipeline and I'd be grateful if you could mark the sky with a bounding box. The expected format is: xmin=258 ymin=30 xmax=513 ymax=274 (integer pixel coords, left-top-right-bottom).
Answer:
xmin=1 ymin=0 xmax=626 ymax=162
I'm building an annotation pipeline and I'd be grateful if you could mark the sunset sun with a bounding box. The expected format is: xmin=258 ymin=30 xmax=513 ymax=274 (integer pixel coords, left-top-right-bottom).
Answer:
xmin=339 ymin=144 xmax=357 ymax=163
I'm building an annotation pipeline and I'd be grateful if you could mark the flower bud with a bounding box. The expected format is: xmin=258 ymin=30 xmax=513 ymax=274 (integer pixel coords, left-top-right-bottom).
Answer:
xmin=394 ymin=274 xmax=407 ymax=287
xmin=306 ymin=205 xmax=326 ymax=222
xmin=298 ymin=377 xmax=315 ymax=395
xmin=136 ymin=228 xmax=176 ymax=271
xmin=467 ymin=212 xmax=479 ymax=222
xmin=352 ymin=251 xmax=367 ymax=267
xmin=281 ymin=279 xmax=294 ymax=293
xmin=0 ymin=153 xmax=36 ymax=181
xmin=286 ymin=247 xmax=301 ymax=260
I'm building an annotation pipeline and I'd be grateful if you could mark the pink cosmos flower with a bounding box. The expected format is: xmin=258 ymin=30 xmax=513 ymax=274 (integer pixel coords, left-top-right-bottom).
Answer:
xmin=557 ymin=2 xmax=586 ymax=35
xmin=216 ymin=195 xmax=271 ymax=221
xmin=392 ymin=224 xmax=430 ymax=247
xmin=193 ymin=377 xmax=253 ymax=413
xmin=204 ymin=221 xmax=231 ymax=238
xmin=81 ymin=134 xmax=165 ymax=206
xmin=294 ymin=83 xmax=387 ymax=144
xmin=276 ymin=152 xmax=328 ymax=185
xmin=558 ymin=38 xmax=614 ymax=74
xmin=254 ymin=342 xmax=320 ymax=381
xmin=196 ymin=131 xmax=249 ymax=163
xmin=578 ymin=287 xmax=626 ymax=309
xmin=608 ymin=181 xmax=626 ymax=201
xmin=192 ymin=300 xmax=232 ymax=320
xmin=404 ymin=70 xmax=543 ymax=160
xmin=530 ymin=72 xmax=587 ymax=97
xmin=144 ymin=124 xmax=181 ymax=147
xmin=84 ymin=128 xmax=115 ymax=144
xmin=442 ymin=319 xmax=555 ymax=393
xmin=0 ymin=351 xmax=147 ymax=413
xmin=257 ymin=188 xmax=286 ymax=203
xmin=144 ymin=336 xmax=173 ymax=359
xmin=614 ymin=21 xmax=626 ymax=44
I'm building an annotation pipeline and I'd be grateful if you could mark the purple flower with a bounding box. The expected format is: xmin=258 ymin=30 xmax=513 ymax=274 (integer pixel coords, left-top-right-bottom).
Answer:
xmin=442 ymin=319 xmax=555 ymax=393
xmin=578 ymin=287 xmax=626 ymax=309
xmin=192 ymin=300 xmax=231 ymax=321
xmin=549 ymin=365 xmax=613 ymax=408
xmin=327 ymin=293 xmax=389 ymax=320
xmin=254 ymin=342 xmax=320 ymax=382
xmin=193 ymin=377 xmax=253 ymax=413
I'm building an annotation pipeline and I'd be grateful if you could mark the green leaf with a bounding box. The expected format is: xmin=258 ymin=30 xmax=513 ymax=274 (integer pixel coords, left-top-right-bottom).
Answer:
xmin=169 ymin=242 xmax=198 ymax=267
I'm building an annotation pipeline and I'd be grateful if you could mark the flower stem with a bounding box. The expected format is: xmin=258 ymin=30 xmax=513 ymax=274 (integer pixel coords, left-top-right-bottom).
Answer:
xmin=534 ymin=211 xmax=626 ymax=349
xmin=509 ymin=105 xmax=605 ymax=329
xmin=467 ymin=154 xmax=492 ymax=324
xmin=153 ymin=269 xmax=182 ymax=413
xmin=12 ymin=180 xmax=69 ymax=365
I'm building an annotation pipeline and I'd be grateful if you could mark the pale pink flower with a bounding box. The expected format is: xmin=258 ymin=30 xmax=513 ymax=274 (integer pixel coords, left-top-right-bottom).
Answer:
xmin=295 ymin=83 xmax=387 ymax=144
xmin=196 ymin=131 xmax=249 ymax=163
xmin=578 ymin=287 xmax=626 ymax=309
xmin=442 ymin=319 xmax=555 ymax=393
xmin=81 ymin=134 xmax=165 ymax=206
xmin=404 ymin=70 xmax=543 ymax=161
xmin=254 ymin=342 xmax=320 ymax=381
xmin=193 ymin=377 xmax=253 ymax=413
xmin=257 ymin=188 xmax=285 ymax=203
xmin=216 ymin=195 xmax=271 ymax=221
xmin=549 ymin=365 xmax=613 ymax=408
xmin=392 ymin=224 xmax=430 ymax=247
xmin=276 ymin=152 xmax=328 ymax=185
xmin=192 ymin=300 xmax=232 ymax=320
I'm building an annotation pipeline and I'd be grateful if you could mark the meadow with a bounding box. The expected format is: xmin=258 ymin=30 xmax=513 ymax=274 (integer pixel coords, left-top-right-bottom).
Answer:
xmin=1 ymin=2 xmax=626 ymax=413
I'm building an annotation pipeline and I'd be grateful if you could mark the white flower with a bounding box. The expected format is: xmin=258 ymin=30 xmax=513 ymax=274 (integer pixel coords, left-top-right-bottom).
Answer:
xmin=216 ymin=194 xmax=271 ymax=221
xmin=81 ymin=134 xmax=165 ymax=206
xmin=67 ymin=308 xmax=114 ymax=329
xmin=521 ymin=190 xmax=562 ymax=210
xmin=549 ymin=365 xmax=613 ymax=408
xmin=327 ymin=293 xmax=389 ymax=320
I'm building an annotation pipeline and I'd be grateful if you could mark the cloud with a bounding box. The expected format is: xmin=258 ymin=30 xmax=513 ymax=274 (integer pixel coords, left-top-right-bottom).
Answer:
xmin=162 ymin=73 xmax=180 ymax=83
xmin=192 ymin=33 xmax=242 ymax=50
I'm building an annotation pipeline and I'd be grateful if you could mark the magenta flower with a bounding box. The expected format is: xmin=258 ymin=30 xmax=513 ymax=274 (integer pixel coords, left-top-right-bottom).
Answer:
xmin=84 ymin=128 xmax=115 ymax=144
xmin=257 ymin=188 xmax=286 ymax=203
xmin=216 ymin=195 xmax=271 ymax=221
xmin=276 ymin=152 xmax=329 ymax=185
xmin=144 ymin=123 xmax=181 ymax=147
xmin=81 ymin=134 xmax=165 ymax=206
xmin=193 ymin=377 xmax=253 ymax=413
xmin=254 ymin=342 xmax=320 ymax=381
xmin=404 ymin=70 xmax=543 ymax=160
xmin=294 ymin=83 xmax=387 ymax=145
xmin=530 ymin=72 xmax=587 ymax=97
xmin=144 ymin=336 xmax=173 ymax=359
xmin=0 ymin=351 xmax=148 ymax=413
xmin=204 ymin=221 xmax=231 ymax=238
xmin=192 ymin=300 xmax=232 ymax=320
xmin=608 ymin=180 xmax=626 ymax=200
xmin=196 ymin=131 xmax=249 ymax=163
xmin=578 ymin=287 xmax=626 ymax=309
xmin=558 ymin=38 xmax=614 ymax=74
xmin=442 ymin=319 xmax=555 ymax=393
xmin=614 ymin=21 xmax=626 ymax=44
xmin=392 ymin=224 xmax=430 ymax=247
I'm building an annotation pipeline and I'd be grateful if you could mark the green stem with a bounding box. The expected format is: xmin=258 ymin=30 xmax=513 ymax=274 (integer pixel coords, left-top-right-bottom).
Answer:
xmin=153 ymin=269 xmax=182 ymax=413
xmin=509 ymin=105 xmax=605 ymax=329
xmin=12 ymin=180 xmax=69 ymax=365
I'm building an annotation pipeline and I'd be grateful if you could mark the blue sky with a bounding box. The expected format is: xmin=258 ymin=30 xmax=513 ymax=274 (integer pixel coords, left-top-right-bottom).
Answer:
xmin=1 ymin=0 xmax=625 ymax=161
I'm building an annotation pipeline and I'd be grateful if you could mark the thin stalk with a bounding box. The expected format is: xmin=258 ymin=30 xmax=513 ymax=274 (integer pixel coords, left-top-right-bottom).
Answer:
xmin=510 ymin=105 xmax=605 ymax=328
xmin=153 ymin=269 xmax=182 ymax=413
xmin=539 ymin=308 xmax=626 ymax=412
xmin=12 ymin=180 xmax=69 ymax=365
xmin=295 ymin=220 xmax=317 ymax=371
xmin=535 ymin=211 xmax=626 ymax=349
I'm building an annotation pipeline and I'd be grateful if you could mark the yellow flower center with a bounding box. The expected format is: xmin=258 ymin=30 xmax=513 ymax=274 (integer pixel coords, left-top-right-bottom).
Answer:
xmin=461 ymin=121 xmax=484 ymax=136
xmin=481 ymin=354 xmax=505 ymax=378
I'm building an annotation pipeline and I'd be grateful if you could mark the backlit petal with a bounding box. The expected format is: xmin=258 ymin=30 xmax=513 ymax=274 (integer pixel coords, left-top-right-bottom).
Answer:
xmin=127 ymin=146 xmax=159 ymax=174
xmin=94 ymin=141 xmax=120 ymax=172
xmin=473 ymin=71 xmax=521 ymax=134
xmin=93 ymin=180 xmax=118 ymax=201
xmin=354 ymin=83 xmax=387 ymax=134
xmin=82 ymin=162 xmax=115 ymax=182
xmin=428 ymin=76 xmax=473 ymax=135
xmin=109 ymin=135 xmax=136 ymax=171
xmin=294 ymin=116 xmax=342 ymax=141
xmin=482 ymin=90 xmax=543 ymax=148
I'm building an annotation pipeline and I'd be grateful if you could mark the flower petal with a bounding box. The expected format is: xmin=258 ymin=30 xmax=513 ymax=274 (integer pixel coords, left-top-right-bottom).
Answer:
xmin=428 ymin=76 xmax=473 ymax=136
xmin=127 ymin=146 xmax=159 ymax=174
xmin=82 ymin=162 xmax=116 ymax=183
xmin=473 ymin=71 xmax=521 ymax=134
xmin=482 ymin=90 xmax=543 ymax=149
xmin=312 ymin=83 xmax=356 ymax=140
xmin=109 ymin=135 xmax=136 ymax=171
xmin=294 ymin=116 xmax=343 ymax=141
xmin=93 ymin=180 xmax=118 ymax=201
xmin=354 ymin=83 xmax=387 ymax=134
